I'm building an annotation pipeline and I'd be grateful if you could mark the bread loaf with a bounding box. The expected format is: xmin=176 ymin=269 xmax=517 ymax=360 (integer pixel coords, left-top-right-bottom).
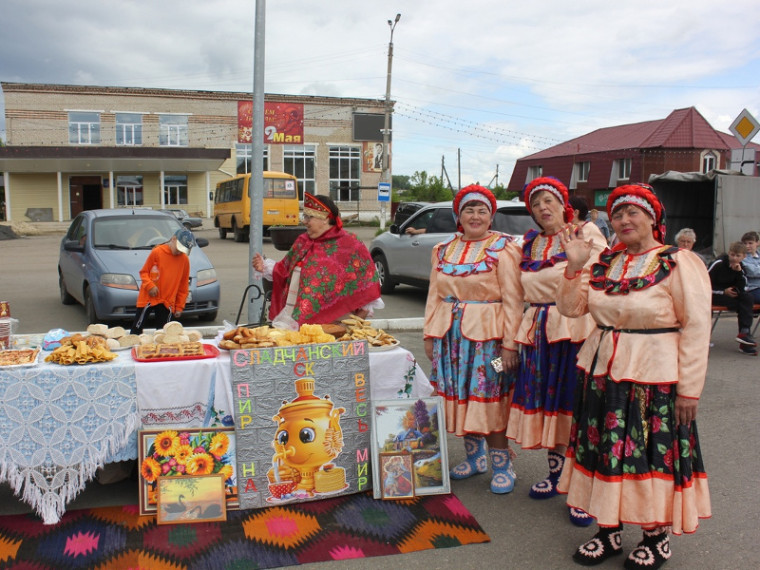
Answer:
xmin=86 ymin=323 xmax=108 ymax=336
xmin=118 ymin=334 xmax=140 ymax=347
xmin=163 ymin=321 xmax=184 ymax=336
xmin=186 ymin=330 xmax=203 ymax=342
xmin=106 ymin=326 xmax=126 ymax=339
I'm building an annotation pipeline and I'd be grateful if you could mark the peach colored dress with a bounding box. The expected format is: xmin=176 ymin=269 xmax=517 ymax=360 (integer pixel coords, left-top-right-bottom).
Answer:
xmin=508 ymin=222 xmax=606 ymax=449
xmin=424 ymin=231 xmax=523 ymax=436
xmin=556 ymin=245 xmax=712 ymax=534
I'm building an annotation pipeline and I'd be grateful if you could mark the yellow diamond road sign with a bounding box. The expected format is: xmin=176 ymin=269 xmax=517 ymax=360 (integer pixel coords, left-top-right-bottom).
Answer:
xmin=729 ymin=108 xmax=760 ymax=146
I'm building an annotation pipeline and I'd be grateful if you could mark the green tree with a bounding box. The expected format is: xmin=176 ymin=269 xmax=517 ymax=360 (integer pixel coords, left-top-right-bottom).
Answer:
xmin=404 ymin=170 xmax=453 ymax=202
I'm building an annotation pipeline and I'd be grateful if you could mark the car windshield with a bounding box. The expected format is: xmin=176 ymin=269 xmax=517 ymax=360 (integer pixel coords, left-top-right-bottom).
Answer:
xmin=92 ymin=216 xmax=181 ymax=249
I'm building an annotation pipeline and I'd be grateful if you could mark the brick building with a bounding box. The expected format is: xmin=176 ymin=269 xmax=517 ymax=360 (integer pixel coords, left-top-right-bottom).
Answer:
xmin=507 ymin=107 xmax=760 ymax=208
xmin=0 ymin=82 xmax=388 ymax=223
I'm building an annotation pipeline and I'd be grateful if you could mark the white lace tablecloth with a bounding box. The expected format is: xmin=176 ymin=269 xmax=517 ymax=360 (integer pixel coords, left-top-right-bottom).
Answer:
xmin=0 ymin=357 xmax=138 ymax=524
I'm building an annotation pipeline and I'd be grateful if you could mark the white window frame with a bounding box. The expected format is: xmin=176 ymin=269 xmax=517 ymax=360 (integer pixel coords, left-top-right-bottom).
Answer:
xmin=617 ymin=158 xmax=632 ymax=181
xmin=701 ymin=151 xmax=718 ymax=173
xmin=577 ymin=161 xmax=590 ymax=182
xmin=526 ymin=165 xmax=543 ymax=182
xmin=236 ymin=144 xmax=269 ymax=174
xmin=329 ymin=145 xmax=362 ymax=202
xmin=159 ymin=114 xmax=189 ymax=147
xmin=283 ymin=144 xmax=317 ymax=199
xmin=115 ymin=113 xmax=143 ymax=146
xmin=163 ymin=175 xmax=188 ymax=205
xmin=116 ymin=175 xmax=144 ymax=206
xmin=68 ymin=111 xmax=101 ymax=145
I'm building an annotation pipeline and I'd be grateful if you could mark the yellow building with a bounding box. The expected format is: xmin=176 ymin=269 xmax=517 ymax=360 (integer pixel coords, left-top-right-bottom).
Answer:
xmin=0 ymin=82 xmax=388 ymax=223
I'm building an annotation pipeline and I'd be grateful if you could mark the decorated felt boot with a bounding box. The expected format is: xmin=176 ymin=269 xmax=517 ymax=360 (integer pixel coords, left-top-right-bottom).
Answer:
xmin=488 ymin=448 xmax=516 ymax=494
xmin=572 ymin=523 xmax=624 ymax=566
xmin=529 ymin=449 xmax=564 ymax=499
xmin=450 ymin=434 xmax=488 ymax=480
xmin=624 ymin=526 xmax=671 ymax=570
xmin=568 ymin=506 xmax=595 ymax=527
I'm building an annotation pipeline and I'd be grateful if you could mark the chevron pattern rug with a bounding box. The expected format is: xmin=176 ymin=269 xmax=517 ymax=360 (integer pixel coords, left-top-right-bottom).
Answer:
xmin=0 ymin=492 xmax=489 ymax=569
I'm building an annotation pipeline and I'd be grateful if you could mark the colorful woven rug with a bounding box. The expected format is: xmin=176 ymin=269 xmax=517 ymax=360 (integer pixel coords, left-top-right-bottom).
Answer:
xmin=0 ymin=492 xmax=489 ymax=569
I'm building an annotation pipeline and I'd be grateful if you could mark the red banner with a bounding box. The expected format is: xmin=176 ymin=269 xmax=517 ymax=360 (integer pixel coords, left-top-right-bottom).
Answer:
xmin=238 ymin=101 xmax=304 ymax=144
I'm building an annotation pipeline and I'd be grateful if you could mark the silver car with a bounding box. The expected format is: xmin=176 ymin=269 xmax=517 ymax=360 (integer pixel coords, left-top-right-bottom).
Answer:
xmin=58 ymin=209 xmax=220 ymax=323
xmin=369 ymin=200 xmax=536 ymax=293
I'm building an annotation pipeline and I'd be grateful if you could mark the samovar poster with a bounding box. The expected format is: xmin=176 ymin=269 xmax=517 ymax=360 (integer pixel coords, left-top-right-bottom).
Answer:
xmin=229 ymin=340 xmax=371 ymax=509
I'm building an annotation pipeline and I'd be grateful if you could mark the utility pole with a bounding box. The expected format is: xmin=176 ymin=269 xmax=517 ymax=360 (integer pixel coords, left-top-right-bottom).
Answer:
xmin=380 ymin=13 xmax=400 ymax=231
xmin=247 ymin=0 xmax=266 ymax=324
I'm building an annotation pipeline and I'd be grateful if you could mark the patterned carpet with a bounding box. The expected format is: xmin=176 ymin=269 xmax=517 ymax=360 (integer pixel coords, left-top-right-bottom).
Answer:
xmin=0 ymin=492 xmax=489 ymax=569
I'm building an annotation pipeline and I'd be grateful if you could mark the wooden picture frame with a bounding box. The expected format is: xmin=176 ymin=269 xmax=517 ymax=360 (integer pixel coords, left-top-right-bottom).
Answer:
xmin=370 ymin=397 xmax=450 ymax=499
xmin=157 ymin=474 xmax=227 ymax=524
xmin=379 ymin=452 xmax=415 ymax=500
xmin=138 ymin=427 xmax=238 ymax=516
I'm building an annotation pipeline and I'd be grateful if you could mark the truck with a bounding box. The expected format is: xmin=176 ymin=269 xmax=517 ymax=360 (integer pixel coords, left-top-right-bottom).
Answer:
xmin=648 ymin=170 xmax=760 ymax=261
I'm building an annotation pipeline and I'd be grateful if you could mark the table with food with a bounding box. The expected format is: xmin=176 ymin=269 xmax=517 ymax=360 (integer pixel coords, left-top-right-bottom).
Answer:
xmin=0 ymin=315 xmax=431 ymax=523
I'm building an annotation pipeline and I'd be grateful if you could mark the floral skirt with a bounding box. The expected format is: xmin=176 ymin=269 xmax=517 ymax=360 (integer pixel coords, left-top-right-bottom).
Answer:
xmin=508 ymin=307 xmax=580 ymax=449
xmin=430 ymin=305 xmax=514 ymax=437
xmin=558 ymin=370 xmax=711 ymax=534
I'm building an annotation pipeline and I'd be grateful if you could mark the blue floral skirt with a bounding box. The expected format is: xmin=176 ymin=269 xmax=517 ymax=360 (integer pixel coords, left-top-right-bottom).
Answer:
xmin=558 ymin=370 xmax=711 ymax=534
xmin=430 ymin=305 xmax=514 ymax=436
xmin=508 ymin=306 xmax=580 ymax=449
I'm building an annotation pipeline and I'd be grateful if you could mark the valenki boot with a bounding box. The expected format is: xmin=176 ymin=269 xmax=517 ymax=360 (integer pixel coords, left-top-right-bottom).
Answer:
xmin=488 ymin=448 xmax=516 ymax=494
xmin=573 ymin=523 xmax=624 ymax=566
xmin=624 ymin=526 xmax=671 ymax=570
xmin=450 ymin=434 xmax=488 ymax=480
xmin=529 ymin=449 xmax=563 ymax=499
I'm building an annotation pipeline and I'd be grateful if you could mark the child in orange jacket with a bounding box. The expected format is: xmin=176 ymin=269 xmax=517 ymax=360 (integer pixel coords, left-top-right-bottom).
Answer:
xmin=130 ymin=229 xmax=194 ymax=334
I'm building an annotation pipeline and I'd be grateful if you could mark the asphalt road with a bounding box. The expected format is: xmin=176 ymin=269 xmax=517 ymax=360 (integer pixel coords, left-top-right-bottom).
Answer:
xmin=1 ymin=222 xmax=758 ymax=568
xmin=1 ymin=223 xmax=427 ymax=334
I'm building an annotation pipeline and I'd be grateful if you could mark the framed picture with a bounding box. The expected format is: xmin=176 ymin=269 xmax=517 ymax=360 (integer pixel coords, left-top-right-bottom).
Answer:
xmin=362 ymin=141 xmax=384 ymax=172
xmin=138 ymin=427 xmax=238 ymax=516
xmin=371 ymin=397 xmax=450 ymax=498
xmin=379 ymin=452 xmax=415 ymax=500
xmin=157 ymin=474 xmax=227 ymax=524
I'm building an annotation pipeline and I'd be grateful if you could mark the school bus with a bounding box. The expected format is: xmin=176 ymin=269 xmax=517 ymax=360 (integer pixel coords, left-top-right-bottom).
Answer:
xmin=213 ymin=171 xmax=300 ymax=241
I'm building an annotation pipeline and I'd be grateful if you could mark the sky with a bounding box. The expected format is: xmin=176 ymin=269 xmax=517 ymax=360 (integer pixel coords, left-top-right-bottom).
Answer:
xmin=2 ymin=0 xmax=760 ymax=187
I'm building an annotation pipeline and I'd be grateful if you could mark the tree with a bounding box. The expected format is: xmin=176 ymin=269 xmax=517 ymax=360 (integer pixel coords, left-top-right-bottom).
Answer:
xmin=403 ymin=170 xmax=453 ymax=202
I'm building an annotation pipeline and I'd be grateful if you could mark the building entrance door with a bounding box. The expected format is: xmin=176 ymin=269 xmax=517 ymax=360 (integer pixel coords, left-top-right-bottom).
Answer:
xmin=69 ymin=177 xmax=103 ymax=217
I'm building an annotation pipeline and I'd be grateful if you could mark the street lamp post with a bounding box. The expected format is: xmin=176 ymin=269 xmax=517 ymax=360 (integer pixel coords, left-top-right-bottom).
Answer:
xmin=380 ymin=13 xmax=400 ymax=231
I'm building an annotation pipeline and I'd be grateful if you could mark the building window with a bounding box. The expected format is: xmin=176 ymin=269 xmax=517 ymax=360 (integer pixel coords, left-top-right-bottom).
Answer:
xmin=617 ymin=158 xmax=632 ymax=180
xmin=159 ymin=115 xmax=189 ymax=147
xmin=115 ymin=113 xmax=143 ymax=146
xmin=576 ymin=161 xmax=590 ymax=182
xmin=702 ymin=151 xmax=717 ymax=173
xmin=163 ymin=175 xmax=188 ymax=205
xmin=283 ymin=144 xmax=316 ymax=199
xmin=329 ymin=145 xmax=361 ymax=202
xmin=527 ymin=165 xmax=543 ymax=182
xmin=116 ymin=175 xmax=144 ymax=206
xmin=68 ymin=111 xmax=101 ymax=145
xmin=236 ymin=144 xmax=269 ymax=174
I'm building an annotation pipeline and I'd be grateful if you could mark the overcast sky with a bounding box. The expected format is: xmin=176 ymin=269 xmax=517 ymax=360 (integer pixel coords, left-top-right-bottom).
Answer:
xmin=2 ymin=0 xmax=759 ymax=186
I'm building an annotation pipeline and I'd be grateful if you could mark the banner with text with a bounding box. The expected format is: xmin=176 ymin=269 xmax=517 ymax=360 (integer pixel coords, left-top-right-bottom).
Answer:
xmin=237 ymin=101 xmax=304 ymax=144
xmin=230 ymin=341 xmax=372 ymax=509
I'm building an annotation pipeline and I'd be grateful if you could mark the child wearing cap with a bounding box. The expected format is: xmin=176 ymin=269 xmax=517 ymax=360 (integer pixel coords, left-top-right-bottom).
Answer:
xmin=130 ymin=228 xmax=194 ymax=334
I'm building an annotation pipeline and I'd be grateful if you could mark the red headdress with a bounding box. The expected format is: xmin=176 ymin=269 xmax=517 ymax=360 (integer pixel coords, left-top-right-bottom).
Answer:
xmin=452 ymin=185 xmax=497 ymax=232
xmin=303 ymin=192 xmax=342 ymax=229
xmin=606 ymin=183 xmax=666 ymax=242
xmin=522 ymin=176 xmax=574 ymax=225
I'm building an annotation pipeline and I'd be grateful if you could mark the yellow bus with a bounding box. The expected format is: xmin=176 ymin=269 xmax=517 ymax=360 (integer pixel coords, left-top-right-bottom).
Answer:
xmin=213 ymin=171 xmax=300 ymax=241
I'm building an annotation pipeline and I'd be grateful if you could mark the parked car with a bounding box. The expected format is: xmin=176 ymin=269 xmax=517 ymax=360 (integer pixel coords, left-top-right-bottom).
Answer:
xmin=393 ymin=201 xmax=430 ymax=226
xmin=369 ymin=200 xmax=536 ymax=293
xmin=161 ymin=208 xmax=203 ymax=229
xmin=58 ymin=209 xmax=220 ymax=323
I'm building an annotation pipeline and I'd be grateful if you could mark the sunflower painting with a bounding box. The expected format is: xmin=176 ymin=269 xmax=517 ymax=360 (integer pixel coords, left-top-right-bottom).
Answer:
xmin=138 ymin=427 xmax=238 ymax=516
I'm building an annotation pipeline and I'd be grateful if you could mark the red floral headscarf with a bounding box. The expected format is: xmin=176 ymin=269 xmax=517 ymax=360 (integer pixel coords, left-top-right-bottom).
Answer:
xmin=606 ymin=183 xmax=666 ymax=242
xmin=522 ymin=176 xmax=574 ymax=225
xmin=452 ymin=185 xmax=497 ymax=233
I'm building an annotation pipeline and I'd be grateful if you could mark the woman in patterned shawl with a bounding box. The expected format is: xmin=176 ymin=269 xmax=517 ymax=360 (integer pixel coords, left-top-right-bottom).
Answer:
xmin=507 ymin=177 xmax=606 ymax=527
xmin=423 ymin=185 xmax=523 ymax=494
xmin=557 ymin=183 xmax=711 ymax=570
xmin=253 ymin=193 xmax=382 ymax=326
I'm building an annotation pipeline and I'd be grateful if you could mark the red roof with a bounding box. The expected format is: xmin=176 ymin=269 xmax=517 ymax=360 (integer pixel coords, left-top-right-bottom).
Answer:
xmin=523 ymin=107 xmax=755 ymax=159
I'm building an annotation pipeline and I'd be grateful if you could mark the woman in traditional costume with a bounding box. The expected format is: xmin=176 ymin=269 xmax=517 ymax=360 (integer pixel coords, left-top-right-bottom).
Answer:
xmin=506 ymin=177 xmax=606 ymax=526
xmin=557 ymin=183 xmax=711 ymax=569
xmin=253 ymin=193 xmax=382 ymax=326
xmin=423 ymin=185 xmax=523 ymax=494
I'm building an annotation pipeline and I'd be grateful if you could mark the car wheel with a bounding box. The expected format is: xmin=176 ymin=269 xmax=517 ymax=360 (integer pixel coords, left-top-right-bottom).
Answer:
xmin=59 ymin=272 xmax=75 ymax=305
xmin=84 ymin=287 xmax=98 ymax=324
xmin=218 ymin=226 xmax=227 ymax=239
xmin=198 ymin=310 xmax=218 ymax=322
xmin=373 ymin=253 xmax=396 ymax=294
xmin=232 ymin=220 xmax=246 ymax=242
